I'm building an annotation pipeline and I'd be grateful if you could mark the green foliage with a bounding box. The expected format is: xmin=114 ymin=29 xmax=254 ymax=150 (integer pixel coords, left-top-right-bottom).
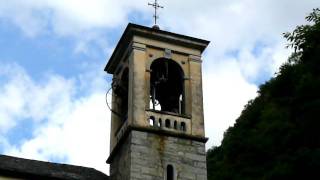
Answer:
xmin=207 ymin=8 xmax=320 ymax=180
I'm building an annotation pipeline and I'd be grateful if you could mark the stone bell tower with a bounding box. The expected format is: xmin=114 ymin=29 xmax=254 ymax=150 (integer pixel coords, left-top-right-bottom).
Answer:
xmin=105 ymin=23 xmax=209 ymax=180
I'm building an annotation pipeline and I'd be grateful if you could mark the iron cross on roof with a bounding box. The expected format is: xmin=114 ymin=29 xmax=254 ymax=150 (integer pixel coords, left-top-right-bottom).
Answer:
xmin=148 ymin=0 xmax=164 ymax=26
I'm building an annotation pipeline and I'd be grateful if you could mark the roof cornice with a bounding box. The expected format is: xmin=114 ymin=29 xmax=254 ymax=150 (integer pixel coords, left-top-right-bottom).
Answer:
xmin=104 ymin=23 xmax=210 ymax=74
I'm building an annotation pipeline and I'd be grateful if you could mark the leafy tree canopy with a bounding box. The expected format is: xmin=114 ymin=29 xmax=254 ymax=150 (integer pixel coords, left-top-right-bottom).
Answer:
xmin=207 ymin=8 xmax=320 ymax=180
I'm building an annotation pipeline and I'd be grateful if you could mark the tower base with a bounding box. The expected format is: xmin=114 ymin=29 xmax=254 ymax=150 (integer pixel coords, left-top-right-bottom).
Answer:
xmin=109 ymin=130 xmax=207 ymax=180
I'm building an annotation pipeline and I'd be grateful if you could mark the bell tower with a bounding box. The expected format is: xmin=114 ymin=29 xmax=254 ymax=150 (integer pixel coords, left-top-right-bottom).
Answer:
xmin=105 ymin=23 xmax=209 ymax=180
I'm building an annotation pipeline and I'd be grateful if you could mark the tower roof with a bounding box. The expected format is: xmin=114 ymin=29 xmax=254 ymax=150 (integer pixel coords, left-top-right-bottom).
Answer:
xmin=104 ymin=23 xmax=210 ymax=74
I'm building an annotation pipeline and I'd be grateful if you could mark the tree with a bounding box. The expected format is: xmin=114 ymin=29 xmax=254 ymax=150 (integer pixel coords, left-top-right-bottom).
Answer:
xmin=207 ymin=8 xmax=320 ymax=180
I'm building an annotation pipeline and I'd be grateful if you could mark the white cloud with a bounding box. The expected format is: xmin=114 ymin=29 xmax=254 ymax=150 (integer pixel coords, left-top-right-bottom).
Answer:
xmin=0 ymin=63 xmax=75 ymax=132
xmin=159 ymin=0 xmax=318 ymax=148
xmin=0 ymin=0 xmax=149 ymax=54
xmin=203 ymin=58 xmax=258 ymax=148
xmin=0 ymin=63 xmax=33 ymax=132
xmin=0 ymin=62 xmax=110 ymax=174
xmin=0 ymin=0 xmax=150 ymax=36
xmin=6 ymin=93 xmax=110 ymax=173
xmin=0 ymin=1 xmax=47 ymax=37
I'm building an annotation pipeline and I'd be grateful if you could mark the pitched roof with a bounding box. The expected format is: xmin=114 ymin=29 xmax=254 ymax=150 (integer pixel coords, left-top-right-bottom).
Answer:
xmin=0 ymin=155 xmax=109 ymax=180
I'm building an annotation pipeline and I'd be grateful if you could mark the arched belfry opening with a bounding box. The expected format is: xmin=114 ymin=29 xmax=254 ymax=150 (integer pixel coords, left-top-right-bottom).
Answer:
xmin=150 ymin=58 xmax=185 ymax=114
xmin=113 ymin=67 xmax=129 ymax=122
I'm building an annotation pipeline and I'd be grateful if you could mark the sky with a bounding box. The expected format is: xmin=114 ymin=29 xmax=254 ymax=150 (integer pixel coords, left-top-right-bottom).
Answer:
xmin=0 ymin=0 xmax=319 ymax=175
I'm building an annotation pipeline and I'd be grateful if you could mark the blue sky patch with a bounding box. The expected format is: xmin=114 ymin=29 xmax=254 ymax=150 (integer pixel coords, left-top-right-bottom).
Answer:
xmin=251 ymin=41 xmax=268 ymax=58
xmin=5 ymin=119 xmax=35 ymax=147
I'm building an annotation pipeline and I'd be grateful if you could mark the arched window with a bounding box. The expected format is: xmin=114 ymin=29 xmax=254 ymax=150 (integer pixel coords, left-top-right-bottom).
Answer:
xmin=149 ymin=116 xmax=155 ymax=126
xmin=165 ymin=119 xmax=171 ymax=128
xmin=158 ymin=118 xmax=162 ymax=127
xmin=166 ymin=164 xmax=174 ymax=180
xmin=150 ymin=58 xmax=185 ymax=114
xmin=180 ymin=122 xmax=186 ymax=131
xmin=174 ymin=121 xmax=177 ymax=129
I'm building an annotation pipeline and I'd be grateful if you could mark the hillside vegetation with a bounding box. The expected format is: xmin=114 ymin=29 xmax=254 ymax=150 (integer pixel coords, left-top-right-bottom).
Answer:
xmin=207 ymin=9 xmax=320 ymax=180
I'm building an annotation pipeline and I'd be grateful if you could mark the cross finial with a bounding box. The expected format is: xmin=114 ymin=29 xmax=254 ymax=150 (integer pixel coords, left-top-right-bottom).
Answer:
xmin=148 ymin=0 xmax=164 ymax=27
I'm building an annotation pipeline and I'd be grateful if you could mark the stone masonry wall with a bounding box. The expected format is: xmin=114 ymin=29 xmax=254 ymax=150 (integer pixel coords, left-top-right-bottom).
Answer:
xmin=130 ymin=130 xmax=207 ymax=180
xmin=110 ymin=132 xmax=131 ymax=180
